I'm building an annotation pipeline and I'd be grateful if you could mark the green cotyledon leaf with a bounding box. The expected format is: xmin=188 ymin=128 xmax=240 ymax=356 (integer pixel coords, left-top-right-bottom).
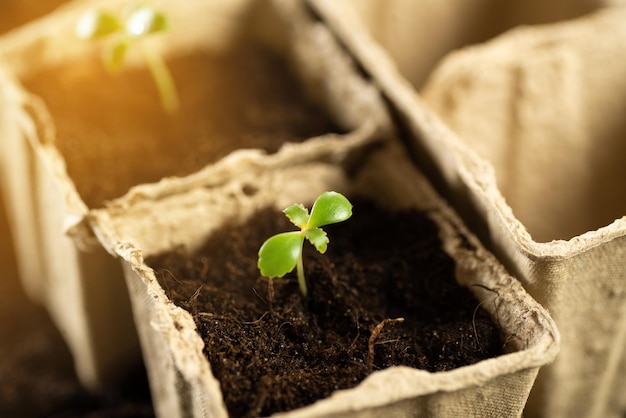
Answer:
xmin=305 ymin=228 xmax=328 ymax=254
xmin=308 ymin=191 xmax=353 ymax=229
xmin=257 ymin=231 xmax=303 ymax=278
xmin=76 ymin=10 xmax=121 ymax=39
xmin=125 ymin=5 xmax=170 ymax=38
xmin=105 ymin=40 xmax=130 ymax=71
xmin=284 ymin=203 xmax=309 ymax=229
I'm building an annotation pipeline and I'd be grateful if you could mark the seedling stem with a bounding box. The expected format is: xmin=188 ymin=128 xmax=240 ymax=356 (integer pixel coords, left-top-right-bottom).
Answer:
xmin=258 ymin=191 xmax=353 ymax=297
xmin=141 ymin=44 xmax=179 ymax=112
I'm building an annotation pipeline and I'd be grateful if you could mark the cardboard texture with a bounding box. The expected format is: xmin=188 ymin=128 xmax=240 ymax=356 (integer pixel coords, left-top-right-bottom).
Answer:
xmin=338 ymin=0 xmax=613 ymax=90
xmin=0 ymin=0 xmax=389 ymax=390
xmin=305 ymin=1 xmax=626 ymax=418
xmin=90 ymin=141 xmax=559 ymax=418
xmin=421 ymin=9 xmax=626 ymax=418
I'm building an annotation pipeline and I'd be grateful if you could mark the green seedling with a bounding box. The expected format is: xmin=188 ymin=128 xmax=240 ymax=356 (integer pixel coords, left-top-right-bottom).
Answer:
xmin=258 ymin=191 xmax=353 ymax=297
xmin=76 ymin=5 xmax=179 ymax=113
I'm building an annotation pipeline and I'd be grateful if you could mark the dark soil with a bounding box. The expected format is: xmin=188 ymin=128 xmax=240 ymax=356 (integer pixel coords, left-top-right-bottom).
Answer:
xmin=24 ymin=38 xmax=341 ymax=208
xmin=147 ymin=199 xmax=504 ymax=418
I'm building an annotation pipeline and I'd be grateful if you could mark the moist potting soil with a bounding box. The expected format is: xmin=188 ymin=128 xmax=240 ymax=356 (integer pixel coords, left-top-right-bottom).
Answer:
xmin=147 ymin=198 xmax=503 ymax=417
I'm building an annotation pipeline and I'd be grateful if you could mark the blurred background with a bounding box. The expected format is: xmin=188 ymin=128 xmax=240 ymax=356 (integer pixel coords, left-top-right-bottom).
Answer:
xmin=0 ymin=0 xmax=67 ymax=34
xmin=0 ymin=166 xmax=153 ymax=418
xmin=0 ymin=2 xmax=153 ymax=416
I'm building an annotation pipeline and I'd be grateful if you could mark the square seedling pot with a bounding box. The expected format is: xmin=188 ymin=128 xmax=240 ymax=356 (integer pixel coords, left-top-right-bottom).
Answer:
xmin=90 ymin=141 xmax=559 ymax=418
xmin=0 ymin=0 xmax=389 ymax=390
xmin=306 ymin=2 xmax=626 ymax=418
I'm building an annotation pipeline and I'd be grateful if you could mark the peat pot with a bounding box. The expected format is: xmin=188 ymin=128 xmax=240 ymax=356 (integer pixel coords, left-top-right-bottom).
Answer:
xmin=306 ymin=2 xmax=626 ymax=417
xmin=90 ymin=141 xmax=559 ymax=418
xmin=0 ymin=0 xmax=389 ymax=390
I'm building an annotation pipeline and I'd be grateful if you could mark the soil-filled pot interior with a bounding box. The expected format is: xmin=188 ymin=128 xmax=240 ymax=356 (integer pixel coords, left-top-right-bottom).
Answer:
xmin=147 ymin=197 xmax=504 ymax=417
xmin=22 ymin=36 xmax=340 ymax=208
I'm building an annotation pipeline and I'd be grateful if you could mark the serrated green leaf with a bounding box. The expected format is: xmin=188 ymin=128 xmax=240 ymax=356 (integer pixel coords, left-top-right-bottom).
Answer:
xmin=105 ymin=40 xmax=129 ymax=71
xmin=284 ymin=204 xmax=309 ymax=229
xmin=258 ymin=231 xmax=303 ymax=278
xmin=305 ymin=228 xmax=328 ymax=254
xmin=125 ymin=6 xmax=169 ymax=37
xmin=308 ymin=191 xmax=353 ymax=228
xmin=76 ymin=10 xmax=121 ymax=39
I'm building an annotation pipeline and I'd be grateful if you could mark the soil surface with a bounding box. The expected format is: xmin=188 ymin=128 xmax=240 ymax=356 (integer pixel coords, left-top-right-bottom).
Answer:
xmin=148 ymin=199 xmax=504 ymax=417
xmin=23 ymin=38 xmax=340 ymax=208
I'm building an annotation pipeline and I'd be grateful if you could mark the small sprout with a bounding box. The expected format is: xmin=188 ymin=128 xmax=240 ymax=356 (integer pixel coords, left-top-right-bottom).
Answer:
xmin=75 ymin=6 xmax=179 ymax=113
xmin=258 ymin=191 xmax=353 ymax=297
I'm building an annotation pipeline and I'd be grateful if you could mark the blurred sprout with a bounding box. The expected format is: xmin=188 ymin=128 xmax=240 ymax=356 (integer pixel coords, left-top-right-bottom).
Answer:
xmin=125 ymin=5 xmax=169 ymax=37
xmin=75 ymin=6 xmax=178 ymax=113
xmin=75 ymin=9 xmax=121 ymax=39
